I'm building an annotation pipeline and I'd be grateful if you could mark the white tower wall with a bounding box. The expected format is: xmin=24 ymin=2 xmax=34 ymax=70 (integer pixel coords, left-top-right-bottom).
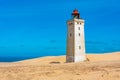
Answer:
xmin=66 ymin=18 xmax=86 ymax=62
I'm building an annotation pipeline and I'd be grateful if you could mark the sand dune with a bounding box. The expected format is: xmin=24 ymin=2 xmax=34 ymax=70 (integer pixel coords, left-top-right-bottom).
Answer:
xmin=0 ymin=52 xmax=120 ymax=80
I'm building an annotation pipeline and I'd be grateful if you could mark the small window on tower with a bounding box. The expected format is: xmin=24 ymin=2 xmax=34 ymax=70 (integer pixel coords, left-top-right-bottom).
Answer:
xmin=79 ymin=33 xmax=80 ymax=36
xmin=69 ymin=22 xmax=73 ymax=25
xmin=78 ymin=27 xmax=80 ymax=30
xmin=70 ymin=33 xmax=72 ymax=37
xmin=79 ymin=46 xmax=81 ymax=49
xmin=80 ymin=23 xmax=81 ymax=25
xmin=77 ymin=22 xmax=79 ymax=24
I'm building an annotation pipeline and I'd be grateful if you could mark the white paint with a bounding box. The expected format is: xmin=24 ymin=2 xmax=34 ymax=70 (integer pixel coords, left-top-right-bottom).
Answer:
xmin=75 ymin=56 xmax=86 ymax=62
xmin=66 ymin=18 xmax=86 ymax=63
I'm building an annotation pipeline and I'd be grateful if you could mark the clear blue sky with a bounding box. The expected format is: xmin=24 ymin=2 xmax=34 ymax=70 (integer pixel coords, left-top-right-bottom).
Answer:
xmin=0 ymin=0 xmax=120 ymax=57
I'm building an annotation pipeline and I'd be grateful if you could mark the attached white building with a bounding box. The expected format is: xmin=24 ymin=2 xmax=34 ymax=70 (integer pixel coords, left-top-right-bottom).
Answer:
xmin=66 ymin=9 xmax=86 ymax=62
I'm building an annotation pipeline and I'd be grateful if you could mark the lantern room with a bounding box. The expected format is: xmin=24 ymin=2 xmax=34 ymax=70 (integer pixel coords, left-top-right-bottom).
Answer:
xmin=72 ymin=9 xmax=80 ymax=19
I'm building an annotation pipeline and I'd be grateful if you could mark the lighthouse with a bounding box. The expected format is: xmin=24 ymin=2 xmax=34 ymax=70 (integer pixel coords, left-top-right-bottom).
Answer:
xmin=66 ymin=9 xmax=86 ymax=62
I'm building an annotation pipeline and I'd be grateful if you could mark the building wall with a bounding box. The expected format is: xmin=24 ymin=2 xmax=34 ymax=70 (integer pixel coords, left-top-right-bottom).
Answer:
xmin=74 ymin=19 xmax=86 ymax=62
xmin=66 ymin=19 xmax=86 ymax=62
xmin=66 ymin=20 xmax=75 ymax=62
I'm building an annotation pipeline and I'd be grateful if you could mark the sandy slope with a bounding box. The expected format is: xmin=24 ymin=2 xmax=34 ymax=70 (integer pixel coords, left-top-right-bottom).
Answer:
xmin=0 ymin=52 xmax=120 ymax=80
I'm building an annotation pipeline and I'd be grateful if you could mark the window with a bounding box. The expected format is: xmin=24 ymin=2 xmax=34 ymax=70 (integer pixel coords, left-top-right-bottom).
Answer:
xmin=77 ymin=22 xmax=79 ymax=24
xmin=78 ymin=27 xmax=80 ymax=30
xmin=79 ymin=46 xmax=81 ymax=49
xmin=79 ymin=33 xmax=80 ymax=36
xmin=70 ymin=33 xmax=72 ymax=37
xmin=69 ymin=22 xmax=73 ymax=26
xmin=80 ymin=23 xmax=82 ymax=25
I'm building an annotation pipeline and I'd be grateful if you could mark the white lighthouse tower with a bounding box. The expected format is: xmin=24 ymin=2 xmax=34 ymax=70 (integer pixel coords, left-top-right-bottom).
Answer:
xmin=66 ymin=9 xmax=86 ymax=62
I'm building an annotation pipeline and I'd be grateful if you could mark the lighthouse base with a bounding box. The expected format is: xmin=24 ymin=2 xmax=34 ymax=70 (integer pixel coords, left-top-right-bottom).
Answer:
xmin=74 ymin=56 xmax=86 ymax=62
xmin=66 ymin=55 xmax=86 ymax=63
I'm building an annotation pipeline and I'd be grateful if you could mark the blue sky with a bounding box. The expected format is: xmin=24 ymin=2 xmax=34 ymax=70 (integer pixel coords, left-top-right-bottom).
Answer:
xmin=0 ymin=0 xmax=120 ymax=57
